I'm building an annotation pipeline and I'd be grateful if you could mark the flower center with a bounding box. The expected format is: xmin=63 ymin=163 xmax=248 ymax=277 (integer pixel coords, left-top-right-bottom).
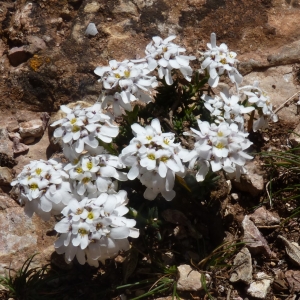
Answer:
xmin=76 ymin=167 xmax=83 ymax=173
xmin=70 ymin=118 xmax=77 ymax=124
xmin=87 ymin=212 xmax=94 ymax=219
xmin=160 ymin=156 xmax=169 ymax=162
xmin=82 ymin=177 xmax=90 ymax=184
xmin=115 ymin=73 xmax=121 ymax=78
xmin=86 ymin=161 xmax=93 ymax=170
xmin=72 ymin=125 xmax=80 ymax=133
xmin=124 ymin=70 xmax=130 ymax=78
xmin=78 ymin=228 xmax=88 ymax=236
xmin=147 ymin=153 xmax=156 ymax=160
xmin=216 ymin=142 xmax=224 ymax=149
xmin=29 ymin=183 xmax=38 ymax=190
xmin=35 ymin=168 xmax=42 ymax=175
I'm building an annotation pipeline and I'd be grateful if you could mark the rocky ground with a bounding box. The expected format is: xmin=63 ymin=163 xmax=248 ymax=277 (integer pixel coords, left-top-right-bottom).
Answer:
xmin=1 ymin=0 xmax=300 ymax=299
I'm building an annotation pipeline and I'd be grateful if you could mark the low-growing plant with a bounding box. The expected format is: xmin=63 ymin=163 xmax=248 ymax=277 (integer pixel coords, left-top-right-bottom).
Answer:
xmin=9 ymin=32 xmax=279 ymax=298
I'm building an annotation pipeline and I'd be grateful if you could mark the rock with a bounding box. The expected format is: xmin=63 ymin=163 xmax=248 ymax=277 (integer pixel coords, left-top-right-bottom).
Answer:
xmin=249 ymin=207 xmax=280 ymax=226
xmin=0 ymin=198 xmax=56 ymax=276
xmin=84 ymin=2 xmax=101 ymax=13
xmin=112 ymin=0 xmax=139 ymax=17
xmin=23 ymin=137 xmax=36 ymax=145
xmin=0 ymin=128 xmax=16 ymax=168
xmin=8 ymin=46 xmax=31 ymax=67
xmin=6 ymin=119 xmax=19 ymax=133
xmin=278 ymin=235 xmax=300 ymax=267
xmin=231 ymin=193 xmax=240 ymax=201
xmin=247 ymin=272 xmax=273 ymax=299
xmin=242 ymin=215 xmax=274 ymax=258
xmin=27 ymin=36 xmax=47 ymax=51
xmin=19 ymin=119 xmax=44 ymax=138
xmin=289 ymin=122 xmax=300 ymax=146
xmin=285 ymin=270 xmax=300 ymax=292
xmin=232 ymin=160 xmax=264 ymax=196
xmin=85 ymin=23 xmax=98 ymax=36
xmin=177 ymin=264 xmax=203 ymax=291
xmin=0 ymin=167 xmax=13 ymax=186
xmin=230 ymin=247 xmax=252 ymax=284
xmin=243 ymin=65 xmax=299 ymax=124
xmin=8 ymin=132 xmax=29 ymax=154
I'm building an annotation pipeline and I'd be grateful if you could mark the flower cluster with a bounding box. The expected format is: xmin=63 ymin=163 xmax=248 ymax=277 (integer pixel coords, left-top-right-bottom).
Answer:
xmin=65 ymin=153 xmax=127 ymax=198
xmin=239 ymin=81 xmax=278 ymax=131
xmin=55 ymin=191 xmax=139 ymax=267
xmin=120 ymin=118 xmax=186 ymax=201
xmin=180 ymin=120 xmax=253 ymax=181
xmin=11 ymin=33 xmax=280 ymax=268
xmin=94 ymin=59 xmax=158 ymax=117
xmin=144 ymin=35 xmax=196 ymax=85
xmin=52 ymin=103 xmax=118 ymax=158
xmin=11 ymin=159 xmax=72 ymax=221
xmin=202 ymin=88 xmax=255 ymax=130
xmin=200 ymin=33 xmax=242 ymax=87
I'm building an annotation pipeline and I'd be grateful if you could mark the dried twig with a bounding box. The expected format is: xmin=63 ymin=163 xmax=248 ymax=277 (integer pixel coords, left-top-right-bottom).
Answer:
xmin=274 ymin=91 xmax=300 ymax=114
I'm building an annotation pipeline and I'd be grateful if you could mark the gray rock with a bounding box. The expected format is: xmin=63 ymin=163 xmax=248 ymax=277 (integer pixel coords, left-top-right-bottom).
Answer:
xmin=230 ymin=247 xmax=253 ymax=284
xmin=85 ymin=23 xmax=98 ymax=36
xmin=19 ymin=119 xmax=44 ymax=138
xmin=242 ymin=215 xmax=275 ymax=258
xmin=247 ymin=272 xmax=273 ymax=299
xmin=249 ymin=207 xmax=280 ymax=226
xmin=27 ymin=36 xmax=47 ymax=51
xmin=0 ymin=167 xmax=13 ymax=186
xmin=177 ymin=264 xmax=204 ymax=291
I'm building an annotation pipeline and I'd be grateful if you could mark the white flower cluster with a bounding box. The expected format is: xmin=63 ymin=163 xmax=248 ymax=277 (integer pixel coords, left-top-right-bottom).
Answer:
xmin=144 ymin=35 xmax=196 ymax=85
xmin=52 ymin=103 xmax=118 ymax=158
xmin=202 ymin=88 xmax=255 ymax=130
xmin=94 ymin=59 xmax=158 ymax=117
xmin=11 ymin=159 xmax=72 ymax=221
xmin=94 ymin=36 xmax=196 ymax=117
xmin=180 ymin=120 xmax=253 ymax=181
xmin=239 ymin=81 xmax=278 ymax=131
xmin=55 ymin=191 xmax=138 ymax=267
xmin=201 ymin=33 xmax=242 ymax=88
xmin=65 ymin=153 xmax=127 ymax=198
xmin=120 ymin=118 xmax=186 ymax=201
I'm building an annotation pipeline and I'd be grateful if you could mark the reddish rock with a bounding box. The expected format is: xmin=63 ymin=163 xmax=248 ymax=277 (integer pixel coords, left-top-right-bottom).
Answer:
xmin=8 ymin=46 xmax=31 ymax=67
xmin=285 ymin=270 xmax=300 ymax=292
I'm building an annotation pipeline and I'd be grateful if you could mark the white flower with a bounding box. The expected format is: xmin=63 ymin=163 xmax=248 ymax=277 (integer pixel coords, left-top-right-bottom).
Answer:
xmin=145 ymin=35 xmax=196 ymax=85
xmin=201 ymin=33 xmax=242 ymax=87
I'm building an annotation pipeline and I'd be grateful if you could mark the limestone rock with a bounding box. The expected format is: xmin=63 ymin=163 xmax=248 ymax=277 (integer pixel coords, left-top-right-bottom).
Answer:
xmin=84 ymin=2 xmax=101 ymax=13
xmin=249 ymin=207 xmax=280 ymax=226
xmin=247 ymin=272 xmax=273 ymax=299
xmin=232 ymin=160 xmax=264 ymax=196
xmin=242 ymin=215 xmax=274 ymax=258
xmin=6 ymin=119 xmax=19 ymax=133
xmin=177 ymin=264 xmax=204 ymax=291
xmin=0 ymin=167 xmax=13 ymax=186
xmin=0 ymin=128 xmax=16 ymax=168
xmin=85 ymin=23 xmax=98 ymax=36
xmin=27 ymin=36 xmax=47 ymax=51
xmin=230 ymin=247 xmax=252 ymax=284
xmin=19 ymin=119 xmax=44 ymax=138
xmin=0 ymin=198 xmax=56 ymax=276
